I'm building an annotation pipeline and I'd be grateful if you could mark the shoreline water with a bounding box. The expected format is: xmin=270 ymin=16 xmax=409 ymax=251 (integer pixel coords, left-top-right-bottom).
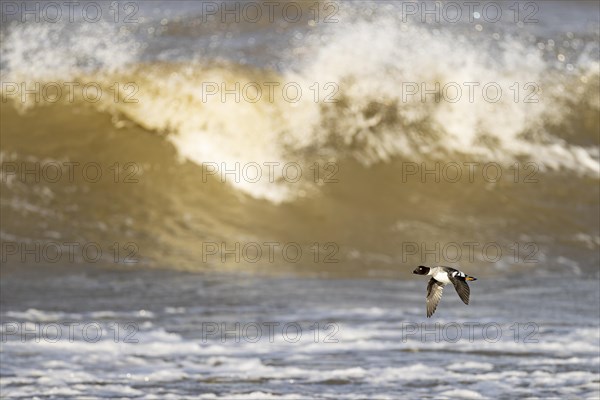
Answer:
xmin=1 ymin=263 xmax=599 ymax=399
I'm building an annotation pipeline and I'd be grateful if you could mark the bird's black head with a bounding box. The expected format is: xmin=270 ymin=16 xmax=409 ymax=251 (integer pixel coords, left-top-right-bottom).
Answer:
xmin=413 ymin=265 xmax=430 ymax=275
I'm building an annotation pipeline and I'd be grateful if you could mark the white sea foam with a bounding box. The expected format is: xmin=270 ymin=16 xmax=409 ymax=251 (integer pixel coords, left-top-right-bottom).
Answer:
xmin=2 ymin=318 xmax=597 ymax=398
xmin=1 ymin=9 xmax=598 ymax=203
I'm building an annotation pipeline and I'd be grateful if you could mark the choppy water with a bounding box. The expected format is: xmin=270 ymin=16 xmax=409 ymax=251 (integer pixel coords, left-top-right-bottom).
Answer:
xmin=1 ymin=265 xmax=599 ymax=399
xmin=1 ymin=0 xmax=599 ymax=398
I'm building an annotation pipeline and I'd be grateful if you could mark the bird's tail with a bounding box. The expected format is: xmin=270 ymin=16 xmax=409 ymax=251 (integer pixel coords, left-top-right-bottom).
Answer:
xmin=466 ymin=276 xmax=477 ymax=281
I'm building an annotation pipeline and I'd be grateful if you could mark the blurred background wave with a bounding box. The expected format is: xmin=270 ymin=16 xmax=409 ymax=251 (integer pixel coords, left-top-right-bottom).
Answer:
xmin=1 ymin=0 xmax=598 ymax=277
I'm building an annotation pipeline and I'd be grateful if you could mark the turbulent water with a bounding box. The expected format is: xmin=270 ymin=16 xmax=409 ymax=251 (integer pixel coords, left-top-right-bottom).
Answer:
xmin=0 ymin=0 xmax=599 ymax=398
xmin=1 ymin=266 xmax=599 ymax=399
xmin=1 ymin=0 xmax=599 ymax=275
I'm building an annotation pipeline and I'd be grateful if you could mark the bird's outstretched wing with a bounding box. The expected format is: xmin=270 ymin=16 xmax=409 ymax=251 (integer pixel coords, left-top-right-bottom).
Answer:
xmin=426 ymin=278 xmax=444 ymax=317
xmin=449 ymin=276 xmax=470 ymax=305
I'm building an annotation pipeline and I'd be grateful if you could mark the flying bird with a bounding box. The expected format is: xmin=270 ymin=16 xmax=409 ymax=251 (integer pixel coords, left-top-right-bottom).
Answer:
xmin=413 ymin=266 xmax=477 ymax=317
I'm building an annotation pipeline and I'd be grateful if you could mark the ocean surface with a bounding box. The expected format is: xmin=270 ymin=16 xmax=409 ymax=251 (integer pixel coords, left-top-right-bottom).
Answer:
xmin=1 ymin=0 xmax=599 ymax=398
xmin=1 ymin=265 xmax=599 ymax=399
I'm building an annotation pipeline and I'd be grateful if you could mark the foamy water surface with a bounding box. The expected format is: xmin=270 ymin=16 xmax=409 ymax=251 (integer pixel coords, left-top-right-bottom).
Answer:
xmin=1 ymin=267 xmax=599 ymax=399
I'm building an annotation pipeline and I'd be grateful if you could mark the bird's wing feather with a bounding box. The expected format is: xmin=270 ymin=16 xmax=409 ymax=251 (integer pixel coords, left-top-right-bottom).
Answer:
xmin=426 ymin=278 xmax=444 ymax=317
xmin=449 ymin=276 xmax=470 ymax=305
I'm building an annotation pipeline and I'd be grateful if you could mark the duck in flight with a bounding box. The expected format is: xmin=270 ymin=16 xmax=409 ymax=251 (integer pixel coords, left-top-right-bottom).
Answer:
xmin=413 ymin=266 xmax=477 ymax=317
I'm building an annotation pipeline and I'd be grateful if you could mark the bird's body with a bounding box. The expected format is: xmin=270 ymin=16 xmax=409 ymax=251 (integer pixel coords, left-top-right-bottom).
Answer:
xmin=413 ymin=266 xmax=477 ymax=317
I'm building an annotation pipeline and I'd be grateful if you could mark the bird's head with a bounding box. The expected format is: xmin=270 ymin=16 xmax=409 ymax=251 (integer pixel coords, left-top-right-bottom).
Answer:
xmin=413 ymin=265 xmax=430 ymax=275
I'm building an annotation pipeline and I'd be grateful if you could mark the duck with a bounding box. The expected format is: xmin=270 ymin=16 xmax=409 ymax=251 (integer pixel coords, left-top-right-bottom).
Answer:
xmin=413 ymin=265 xmax=477 ymax=317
